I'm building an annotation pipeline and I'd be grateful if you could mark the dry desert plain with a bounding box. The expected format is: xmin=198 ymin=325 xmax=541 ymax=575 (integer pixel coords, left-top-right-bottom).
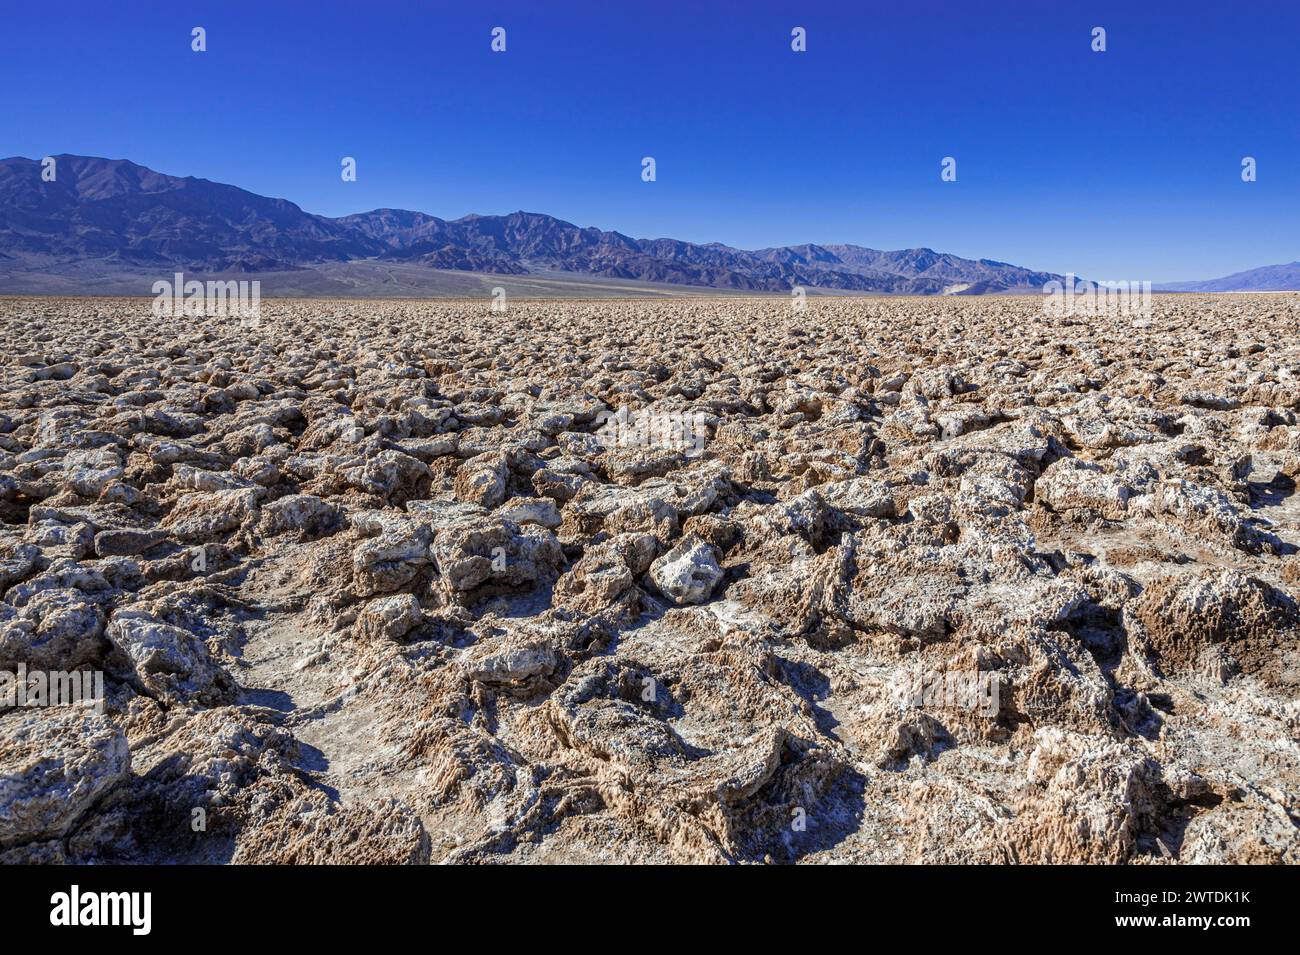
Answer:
xmin=1 ymin=293 xmax=1298 ymax=865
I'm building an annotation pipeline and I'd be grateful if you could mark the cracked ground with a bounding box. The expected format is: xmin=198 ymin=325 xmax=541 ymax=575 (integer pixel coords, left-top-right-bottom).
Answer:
xmin=1 ymin=294 xmax=1298 ymax=864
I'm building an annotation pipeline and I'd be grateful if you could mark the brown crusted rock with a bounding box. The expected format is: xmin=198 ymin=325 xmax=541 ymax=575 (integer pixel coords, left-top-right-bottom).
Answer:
xmin=1130 ymin=479 xmax=1260 ymax=552
xmin=0 ymin=542 xmax=43 ymax=592
xmin=648 ymin=534 xmax=723 ymax=605
xmin=351 ymin=527 xmax=431 ymax=596
xmin=1008 ymin=730 xmax=1161 ymax=864
xmin=546 ymin=648 xmax=848 ymax=862
xmin=431 ymin=517 xmax=563 ymax=596
xmin=454 ymin=453 xmax=508 ymax=508
xmin=0 ymin=588 xmax=106 ymax=670
xmin=531 ymin=466 xmax=587 ymax=502
xmin=496 ymin=495 xmax=563 ymax=529
xmin=681 ymin=513 xmax=740 ymax=553
xmin=903 ymin=779 xmax=1013 ymax=864
xmin=1035 ymin=457 xmax=1131 ymax=520
xmin=553 ymin=546 xmax=635 ymax=614
xmin=561 ymin=483 xmax=679 ymax=544
xmin=163 ymin=488 xmax=262 ymax=542
xmin=463 ymin=634 xmax=558 ymax=685
xmin=107 ymin=609 xmax=236 ymax=707
xmin=258 ymin=493 xmax=344 ymax=540
xmin=233 ymin=793 xmax=431 ymax=864
xmin=1127 ymin=570 xmax=1300 ymax=682
xmin=0 ymin=704 xmax=130 ymax=847
xmin=355 ymin=594 xmax=425 ymax=643
xmin=93 ymin=527 xmax=166 ymax=557
xmin=340 ymin=448 xmax=430 ymax=501
xmin=1179 ymin=795 xmax=1300 ymax=864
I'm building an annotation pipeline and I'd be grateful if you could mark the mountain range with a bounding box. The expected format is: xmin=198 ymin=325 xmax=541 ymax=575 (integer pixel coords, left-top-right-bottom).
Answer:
xmin=0 ymin=154 xmax=1064 ymax=295
xmin=1157 ymin=262 xmax=1300 ymax=293
xmin=3 ymin=155 xmax=1294 ymax=296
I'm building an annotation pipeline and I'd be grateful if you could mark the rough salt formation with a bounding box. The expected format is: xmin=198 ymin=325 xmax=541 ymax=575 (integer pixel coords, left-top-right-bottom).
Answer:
xmin=0 ymin=704 xmax=129 ymax=850
xmin=0 ymin=294 xmax=1297 ymax=864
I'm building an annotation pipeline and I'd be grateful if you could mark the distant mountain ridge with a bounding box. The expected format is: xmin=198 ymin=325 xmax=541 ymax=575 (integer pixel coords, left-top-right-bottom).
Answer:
xmin=1158 ymin=262 xmax=1300 ymax=293
xmin=0 ymin=153 xmax=1067 ymax=293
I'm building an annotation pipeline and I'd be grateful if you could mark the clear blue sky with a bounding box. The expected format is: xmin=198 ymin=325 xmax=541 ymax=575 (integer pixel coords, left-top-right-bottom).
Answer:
xmin=2 ymin=0 xmax=1296 ymax=282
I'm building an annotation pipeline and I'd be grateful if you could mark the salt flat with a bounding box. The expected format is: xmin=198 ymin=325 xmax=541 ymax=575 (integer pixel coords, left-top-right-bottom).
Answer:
xmin=1 ymin=294 xmax=1297 ymax=864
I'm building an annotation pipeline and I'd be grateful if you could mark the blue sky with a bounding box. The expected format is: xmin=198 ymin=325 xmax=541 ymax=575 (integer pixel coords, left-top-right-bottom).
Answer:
xmin=2 ymin=0 xmax=1296 ymax=282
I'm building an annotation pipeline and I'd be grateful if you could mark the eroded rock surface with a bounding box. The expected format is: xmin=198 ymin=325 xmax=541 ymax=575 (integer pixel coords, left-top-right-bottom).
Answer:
xmin=1 ymin=295 xmax=1297 ymax=864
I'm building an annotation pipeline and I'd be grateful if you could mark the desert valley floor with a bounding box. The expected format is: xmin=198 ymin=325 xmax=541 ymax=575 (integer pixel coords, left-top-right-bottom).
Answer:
xmin=1 ymin=294 xmax=1298 ymax=864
